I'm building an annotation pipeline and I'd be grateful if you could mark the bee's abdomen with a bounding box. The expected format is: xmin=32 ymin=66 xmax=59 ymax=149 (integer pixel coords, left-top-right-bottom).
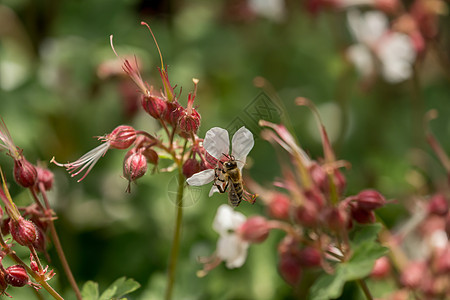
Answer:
xmin=229 ymin=182 xmax=243 ymax=207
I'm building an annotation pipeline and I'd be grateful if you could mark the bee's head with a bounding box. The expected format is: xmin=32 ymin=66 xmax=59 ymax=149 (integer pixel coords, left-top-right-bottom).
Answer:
xmin=224 ymin=160 xmax=237 ymax=170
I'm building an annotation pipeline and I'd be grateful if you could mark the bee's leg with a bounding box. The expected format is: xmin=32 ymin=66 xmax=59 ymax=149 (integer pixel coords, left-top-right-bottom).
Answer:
xmin=214 ymin=181 xmax=228 ymax=193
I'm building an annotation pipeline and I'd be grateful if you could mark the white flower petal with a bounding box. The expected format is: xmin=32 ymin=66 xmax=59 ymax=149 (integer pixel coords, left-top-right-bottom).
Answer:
xmin=209 ymin=184 xmax=220 ymax=197
xmin=217 ymin=234 xmax=249 ymax=269
xmin=347 ymin=10 xmax=387 ymax=45
xmin=231 ymin=127 xmax=254 ymax=170
xmin=378 ymin=33 xmax=415 ymax=83
xmin=347 ymin=44 xmax=374 ymax=78
xmin=203 ymin=127 xmax=229 ymax=160
xmin=213 ymin=204 xmax=246 ymax=234
xmin=186 ymin=169 xmax=215 ymax=186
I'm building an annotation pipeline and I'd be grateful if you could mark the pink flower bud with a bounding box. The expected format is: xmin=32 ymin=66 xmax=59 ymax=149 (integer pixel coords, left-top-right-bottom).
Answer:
xmin=32 ymin=226 xmax=47 ymax=253
xmin=238 ymin=216 xmax=270 ymax=243
xmin=356 ymin=189 xmax=386 ymax=211
xmin=400 ymin=261 xmax=427 ymax=289
xmin=141 ymin=95 xmax=167 ymax=119
xmin=9 ymin=217 xmax=37 ymax=246
xmin=182 ymin=158 xmax=201 ymax=179
xmin=278 ymin=254 xmax=302 ymax=286
xmin=178 ymin=108 xmax=201 ymax=135
xmin=267 ymin=193 xmax=290 ymax=220
xmin=295 ymin=202 xmax=319 ymax=227
xmin=5 ymin=265 xmax=29 ymax=287
xmin=298 ymin=247 xmax=321 ymax=267
xmin=36 ymin=166 xmax=54 ymax=191
xmin=14 ymin=158 xmax=37 ymax=188
xmin=107 ymin=125 xmax=136 ymax=149
xmin=123 ymin=149 xmax=147 ymax=192
xmin=427 ymin=194 xmax=449 ymax=216
xmin=371 ymin=256 xmax=391 ymax=279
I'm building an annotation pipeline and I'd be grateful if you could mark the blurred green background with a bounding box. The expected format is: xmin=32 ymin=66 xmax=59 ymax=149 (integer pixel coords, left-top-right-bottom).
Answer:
xmin=1 ymin=0 xmax=450 ymax=299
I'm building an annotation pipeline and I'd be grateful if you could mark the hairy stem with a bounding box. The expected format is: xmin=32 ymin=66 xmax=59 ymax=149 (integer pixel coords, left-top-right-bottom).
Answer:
xmin=164 ymin=168 xmax=185 ymax=300
xmin=38 ymin=184 xmax=82 ymax=300
xmin=0 ymin=236 xmax=63 ymax=300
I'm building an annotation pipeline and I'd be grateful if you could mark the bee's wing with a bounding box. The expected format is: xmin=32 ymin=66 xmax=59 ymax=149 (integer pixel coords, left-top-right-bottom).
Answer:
xmin=186 ymin=169 xmax=215 ymax=186
xmin=204 ymin=127 xmax=230 ymax=160
xmin=231 ymin=126 xmax=254 ymax=170
xmin=209 ymin=185 xmax=220 ymax=197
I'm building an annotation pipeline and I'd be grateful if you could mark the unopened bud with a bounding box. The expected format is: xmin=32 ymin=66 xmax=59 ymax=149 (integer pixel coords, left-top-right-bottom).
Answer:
xmin=322 ymin=206 xmax=348 ymax=232
xmin=123 ymin=149 xmax=147 ymax=192
xmin=400 ymin=261 xmax=426 ymax=289
xmin=350 ymin=205 xmax=376 ymax=224
xmin=298 ymin=247 xmax=321 ymax=267
xmin=179 ymin=108 xmax=201 ymax=135
xmin=142 ymin=95 xmax=167 ymax=119
xmin=163 ymin=101 xmax=183 ymax=127
xmin=5 ymin=265 xmax=29 ymax=287
xmin=295 ymin=202 xmax=319 ymax=227
xmin=107 ymin=125 xmax=136 ymax=149
xmin=356 ymin=189 xmax=386 ymax=211
xmin=427 ymin=194 xmax=448 ymax=216
xmin=268 ymin=193 xmax=290 ymax=220
xmin=434 ymin=246 xmax=450 ymax=274
xmin=32 ymin=226 xmax=47 ymax=253
xmin=36 ymin=166 xmax=54 ymax=191
xmin=371 ymin=256 xmax=391 ymax=279
xmin=238 ymin=216 xmax=270 ymax=243
xmin=182 ymin=158 xmax=201 ymax=179
xmin=9 ymin=217 xmax=37 ymax=246
xmin=14 ymin=158 xmax=37 ymax=188
xmin=278 ymin=253 xmax=302 ymax=286
xmin=142 ymin=148 xmax=159 ymax=165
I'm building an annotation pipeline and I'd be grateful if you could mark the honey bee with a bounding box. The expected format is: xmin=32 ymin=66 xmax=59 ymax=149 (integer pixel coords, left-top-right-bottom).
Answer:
xmin=214 ymin=155 xmax=255 ymax=207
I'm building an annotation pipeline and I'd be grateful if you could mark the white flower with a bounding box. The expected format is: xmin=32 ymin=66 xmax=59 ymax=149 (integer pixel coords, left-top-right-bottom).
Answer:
xmin=186 ymin=126 xmax=254 ymax=196
xmin=213 ymin=204 xmax=249 ymax=268
xmin=346 ymin=10 xmax=416 ymax=83
xmin=248 ymin=0 xmax=286 ymax=22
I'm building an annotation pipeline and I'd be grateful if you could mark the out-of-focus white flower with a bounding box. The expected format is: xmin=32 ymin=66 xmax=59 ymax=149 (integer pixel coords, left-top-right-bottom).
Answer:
xmin=213 ymin=204 xmax=249 ymax=268
xmin=346 ymin=10 xmax=416 ymax=83
xmin=186 ymin=126 xmax=254 ymax=196
xmin=248 ymin=0 xmax=286 ymax=22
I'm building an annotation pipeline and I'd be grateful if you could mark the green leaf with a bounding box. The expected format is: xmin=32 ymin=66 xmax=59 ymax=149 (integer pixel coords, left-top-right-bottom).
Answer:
xmin=81 ymin=281 xmax=100 ymax=300
xmin=308 ymin=224 xmax=389 ymax=300
xmin=100 ymin=277 xmax=141 ymax=300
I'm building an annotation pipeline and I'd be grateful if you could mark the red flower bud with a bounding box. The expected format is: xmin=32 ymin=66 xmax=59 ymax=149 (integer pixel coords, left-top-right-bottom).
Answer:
xmin=164 ymin=101 xmax=183 ymax=127
xmin=434 ymin=246 xmax=450 ymax=274
xmin=5 ymin=265 xmax=29 ymax=287
xmin=322 ymin=206 xmax=348 ymax=232
xmin=356 ymin=189 xmax=386 ymax=211
xmin=298 ymin=247 xmax=321 ymax=267
xmin=238 ymin=216 xmax=270 ymax=243
xmin=295 ymin=202 xmax=319 ymax=227
xmin=32 ymin=226 xmax=47 ymax=253
xmin=107 ymin=125 xmax=136 ymax=149
xmin=14 ymin=157 xmax=37 ymax=188
xmin=142 ymin=148 xmax=159 ymax=165
xmin=427 ymin=194 xmax=448 ymax=216
xmin=182 ymin=158 xmax=201 ymax=179
xmin=141 ymin=95 xmax=167 ymax=119
xmin=178 ymin=108 xmax=201 ymax=135
xmin=278 ymin=253 xmax=302 ymax=286
xmin=123 ymin=149 xmax=147 ymax=192
xmin=350 ymin=205 xmax=376 ymax=224
xmin=36 ymin=166 xmax=54 ymax=191
xmin=370 ymin=256 xmax=391 ymax=279
xmin=9 ymin=217 xmax=37 ymax=246
xmin=267 ymin=193 xmax=291 ymax=220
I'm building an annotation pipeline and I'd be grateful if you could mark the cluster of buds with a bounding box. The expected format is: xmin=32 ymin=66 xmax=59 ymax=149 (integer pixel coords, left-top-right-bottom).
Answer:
xmin=197 ymin=100 xmax=389 ymax=285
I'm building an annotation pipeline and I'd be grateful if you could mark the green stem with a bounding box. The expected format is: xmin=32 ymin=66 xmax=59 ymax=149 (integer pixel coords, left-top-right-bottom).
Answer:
xmin=164 ymin=168 xmax=185 ymax=300
xmin=357 ymin=279 xmax=373 ymax=300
